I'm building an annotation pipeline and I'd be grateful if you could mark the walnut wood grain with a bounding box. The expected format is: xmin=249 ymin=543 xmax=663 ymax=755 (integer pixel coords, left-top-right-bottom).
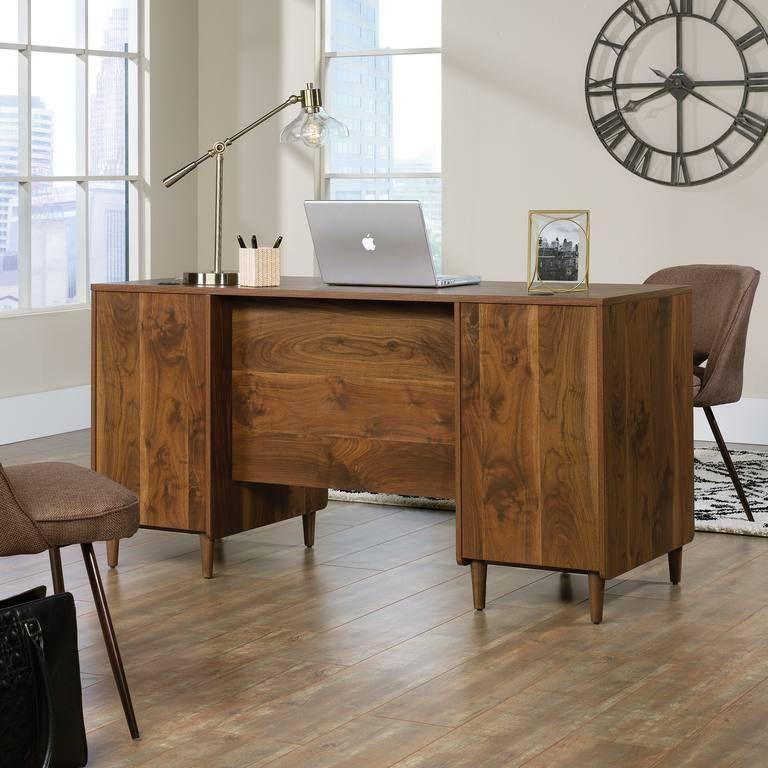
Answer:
xmin=460 ymin=303 xmax=600 ymax=572
xmin=92 ymin=291 xmax=327 ymax=576
xmin=600 ymin=293 xmax=694 ymax=579
xmin=139 ymin=293 xmax=208 ymax=533
xmin=92 ymin=290 xmax=141 ymax=494
xmin=233 ymin=434 xmax=454 ymax=499
xmin=232 ymin=300 xmax=456 ymax=500
xmin=207 ymin=297 xmax=327 ymax=542
xmin=537 ymin=306 xmax=600 ymax=571
xmin=232 ymin=371 xmax=454 ymax=444
xmin=93 ymin=282 xmax=693 ymax=604
xmin=232 ymin=299 xmax=455 ymax=380
xmin=93 ymin=276 xmax=689 ymax=307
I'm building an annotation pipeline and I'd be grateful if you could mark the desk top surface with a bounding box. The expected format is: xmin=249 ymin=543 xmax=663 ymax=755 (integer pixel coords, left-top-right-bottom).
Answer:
xmin=92 ymin=277 xmax=689 ymax=306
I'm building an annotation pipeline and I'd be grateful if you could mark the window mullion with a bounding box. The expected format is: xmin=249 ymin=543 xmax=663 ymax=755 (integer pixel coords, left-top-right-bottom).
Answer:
xmin=136 ymin=0 xmax=147 ymax=280
xmin=76 ymin=181 xmax=88 ymax=303
xmin=18 ymin=182 xmax=31 ymax=308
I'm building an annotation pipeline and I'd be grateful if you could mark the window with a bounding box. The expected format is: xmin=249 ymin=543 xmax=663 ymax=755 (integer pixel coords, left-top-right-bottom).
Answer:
xmin=321 ymin=0 xmax=442 ymax=268
xmin=0 ymin=0 xmax=142 ymax=313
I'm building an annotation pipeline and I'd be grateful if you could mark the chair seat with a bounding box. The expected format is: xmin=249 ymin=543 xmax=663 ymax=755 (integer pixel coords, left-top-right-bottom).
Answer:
xmin=693 ymin=372 xmax=702 ymax=397
xmin=4 ymin=463 xmax=139 ymax=548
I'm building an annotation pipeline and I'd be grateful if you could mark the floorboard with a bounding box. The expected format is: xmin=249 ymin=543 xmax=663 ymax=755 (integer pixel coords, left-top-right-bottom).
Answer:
xmin=0 ymin=429 xmax=766 ymax=767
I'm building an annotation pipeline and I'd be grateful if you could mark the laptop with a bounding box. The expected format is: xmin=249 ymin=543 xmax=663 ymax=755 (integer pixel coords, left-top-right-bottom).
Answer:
xmin=304 ymin=200 xmax=481 ymax=288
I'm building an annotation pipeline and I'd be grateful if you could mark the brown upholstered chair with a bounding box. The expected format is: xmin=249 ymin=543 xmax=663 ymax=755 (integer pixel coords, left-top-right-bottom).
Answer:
xmin=0 ymin=461 xmax=140 ymax=738
xmin=646 ymin=265 xmax=761 ymax=521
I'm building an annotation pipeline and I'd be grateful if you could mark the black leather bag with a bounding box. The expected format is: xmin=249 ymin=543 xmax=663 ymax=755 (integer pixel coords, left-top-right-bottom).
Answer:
xmin=0 ymin=587 xmax=88 ymax=768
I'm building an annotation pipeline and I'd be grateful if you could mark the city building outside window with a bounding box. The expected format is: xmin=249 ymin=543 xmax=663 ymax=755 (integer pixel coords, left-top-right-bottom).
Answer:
xmin=321 ymin=0 xmax=442 ymax=268
xmin=0 ymin=0 xmax=142 ymax=313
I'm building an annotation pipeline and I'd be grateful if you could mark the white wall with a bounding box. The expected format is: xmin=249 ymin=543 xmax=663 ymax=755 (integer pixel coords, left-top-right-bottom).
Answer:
xmin=149 ymin=0 xmax=200 ymax=279
xmin=197 ymin=0 xmax=317 ymax=276
xmin=442 ymin=0 xmax=768 ymax=401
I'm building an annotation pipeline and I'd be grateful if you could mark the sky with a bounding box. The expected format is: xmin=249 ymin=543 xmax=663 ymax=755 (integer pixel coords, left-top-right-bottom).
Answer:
xmin=1 ymin=0 xmax=440 ymax=173
xmin=538 ymin=219 xmax=586 ymax=247
xmin=0 ymin=1 xmax=135 ymax=176
xmin=378 ymin=0 xmax=441 ymax=168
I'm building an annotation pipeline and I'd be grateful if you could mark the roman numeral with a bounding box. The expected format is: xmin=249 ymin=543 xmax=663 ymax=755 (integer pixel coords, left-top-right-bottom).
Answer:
xmin=623 ymin=1 xmax=651 ymax=28
xmin=588 ymin=77 xmax=615 ymax=96
xmin=680 ymin=0 xmax=693 ymax=15
xmin=595 ymin=110 xmax=626 ymax=142
xmin=714 ymin=145 xmax=733 ymax=171
xmin=624 ymin=140 xmax=653 ymax=176
xmin=747 ymin=72 xmax=768 ymax=92
xmin=736 ymin=27 xmax=766 ymax=51
xmin=671 ymin=154 xmax=690 ymax=185
xmin=735 ymin=110 xmax=768 ymax=142
xmin=598 ymin=34 xmax=625 ymax=54
xmin=667 ymin=0 xmax=679 ymax=13
xmin=711 ymin=0 xmax=727 ymax=22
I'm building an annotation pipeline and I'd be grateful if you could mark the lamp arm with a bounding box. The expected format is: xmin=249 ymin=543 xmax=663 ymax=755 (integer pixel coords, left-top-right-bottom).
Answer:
xmin=162 ymin=94 xmax=301 ymax=188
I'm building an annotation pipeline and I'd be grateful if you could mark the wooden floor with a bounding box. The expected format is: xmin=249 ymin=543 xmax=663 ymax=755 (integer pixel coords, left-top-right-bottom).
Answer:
xmin=2 ymin=431 xmax=768 ymax=767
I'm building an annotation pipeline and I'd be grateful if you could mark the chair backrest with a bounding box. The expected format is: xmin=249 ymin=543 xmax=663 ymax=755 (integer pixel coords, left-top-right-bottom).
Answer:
xmin=645 ymin=264 xmax=760 ymax=407
xmin=0 ymin=463 xmax=49 ymax=557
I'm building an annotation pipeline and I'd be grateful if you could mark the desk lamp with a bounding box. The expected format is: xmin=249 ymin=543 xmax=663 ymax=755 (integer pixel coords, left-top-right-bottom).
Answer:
xmin=163 ymin=83 xmax=348 ymax=286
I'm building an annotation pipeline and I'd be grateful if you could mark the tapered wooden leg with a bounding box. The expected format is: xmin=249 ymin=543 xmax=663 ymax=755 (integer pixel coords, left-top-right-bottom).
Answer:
xmin=668 ymin=546 xmax=683 ymax=585
xmin=81 ymin=543 xmax=140 ymax=740
xmin=589 ymin=573 xmax=605 ymax=625
xmin=107 ymin=539 xmax=120 ymax=568
xmin=200 ymin=535 xmax=215 ymax=579
xmin=302 ymin=512 xmax=316 ymax=548
xmin=49 ymin=547 xmax=65 ymax=594
xmin=471 ymin=560 xmax=487 ymax=611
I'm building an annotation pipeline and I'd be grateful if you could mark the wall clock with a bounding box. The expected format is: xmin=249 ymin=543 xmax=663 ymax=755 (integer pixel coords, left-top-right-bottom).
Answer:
xmin=586 ymin=0 xmax=768 ymax=185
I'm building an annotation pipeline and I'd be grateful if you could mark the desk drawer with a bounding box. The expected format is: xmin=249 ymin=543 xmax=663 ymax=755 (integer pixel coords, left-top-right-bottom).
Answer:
xmin=231 ymin=300 xmax=456 ymax=498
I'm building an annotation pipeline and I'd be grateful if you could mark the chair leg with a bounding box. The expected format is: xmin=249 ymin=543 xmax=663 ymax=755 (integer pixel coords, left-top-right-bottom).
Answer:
xmin=81 ymin=543 xmax=140 ymax=740
xmin=49 ymin=547 xmax=65 ymax=594
xmin=703 ymin=406 xmax=755 ymax=522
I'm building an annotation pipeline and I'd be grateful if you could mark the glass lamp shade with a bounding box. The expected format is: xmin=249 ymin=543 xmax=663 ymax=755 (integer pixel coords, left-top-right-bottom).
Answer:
xmin=280 ymin=107 xmax=349 ymax=148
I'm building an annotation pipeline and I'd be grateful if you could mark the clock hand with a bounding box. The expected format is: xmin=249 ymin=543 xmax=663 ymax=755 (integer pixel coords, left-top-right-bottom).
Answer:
xmin=650 ymin=67 xmax=671 ymax=83
xmin=682 ymin=87 xmax=742 ymax=122
xmin=622 ymin=86 xmax=671 ymax=112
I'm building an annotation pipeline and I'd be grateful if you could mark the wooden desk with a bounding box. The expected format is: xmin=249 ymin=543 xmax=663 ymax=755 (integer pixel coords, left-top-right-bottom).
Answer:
xmin=92 ymin=278 xmax=694 ymax=622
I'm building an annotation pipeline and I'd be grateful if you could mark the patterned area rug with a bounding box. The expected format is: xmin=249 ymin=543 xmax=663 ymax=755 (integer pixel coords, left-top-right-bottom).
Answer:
xmin=329 ymin=447 xmax=768 ymax=538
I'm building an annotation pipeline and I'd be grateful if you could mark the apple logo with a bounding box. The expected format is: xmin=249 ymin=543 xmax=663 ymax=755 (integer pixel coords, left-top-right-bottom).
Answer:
xmin=361 ymin=234 xmax=376 ymax=252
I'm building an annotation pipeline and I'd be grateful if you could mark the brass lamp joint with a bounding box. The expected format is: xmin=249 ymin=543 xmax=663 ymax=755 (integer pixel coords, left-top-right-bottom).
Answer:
xmin=299 ymin=82 xmax=323 ymax=113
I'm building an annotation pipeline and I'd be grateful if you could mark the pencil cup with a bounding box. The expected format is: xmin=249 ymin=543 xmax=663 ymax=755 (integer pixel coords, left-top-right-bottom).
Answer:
xmin=238 ymin=247 xmax=280 ymax=287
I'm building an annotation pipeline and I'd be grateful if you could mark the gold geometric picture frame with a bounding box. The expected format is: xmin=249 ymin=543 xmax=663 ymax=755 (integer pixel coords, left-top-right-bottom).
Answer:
xmin=528 ymin=210 xmax=590 ymax=294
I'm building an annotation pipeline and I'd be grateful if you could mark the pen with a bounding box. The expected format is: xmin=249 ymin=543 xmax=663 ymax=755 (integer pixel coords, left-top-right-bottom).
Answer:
xmin=251 ymin=235 xmax=258 ymax=248
xmin=237 ymin=235 xmax=246 ymax=249
xmin=273 ymin=235 xmax=283 ymax=249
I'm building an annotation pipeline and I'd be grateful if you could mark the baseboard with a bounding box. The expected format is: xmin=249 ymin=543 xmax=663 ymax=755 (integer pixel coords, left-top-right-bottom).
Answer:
xmin=0 ymin=385 xmax=91 ymax=446
xmin=694 ymin=397 xmax=768 ymax=446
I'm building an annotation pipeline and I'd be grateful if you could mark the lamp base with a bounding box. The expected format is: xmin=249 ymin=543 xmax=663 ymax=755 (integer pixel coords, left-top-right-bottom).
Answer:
xmin=182 ymin=271 xmax=239 ymax=286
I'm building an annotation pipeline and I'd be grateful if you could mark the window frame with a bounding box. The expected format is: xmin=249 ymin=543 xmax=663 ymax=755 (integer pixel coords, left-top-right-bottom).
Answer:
xmin=0 ymin=0 xmax=145 ymax=317
xmin=316 ymin=0 xmax=442 ymax=219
